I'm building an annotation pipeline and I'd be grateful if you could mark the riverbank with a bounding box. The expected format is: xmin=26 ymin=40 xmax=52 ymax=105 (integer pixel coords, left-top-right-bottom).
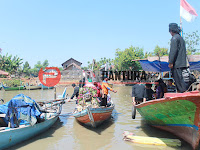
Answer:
xmin=0 ymin=77 xmax=156 ymax=87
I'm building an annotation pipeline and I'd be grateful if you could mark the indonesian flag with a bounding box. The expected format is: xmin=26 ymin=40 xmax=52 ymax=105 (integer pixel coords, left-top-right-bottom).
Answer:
xmin=180 ymin=0 xmax=198 ymax=22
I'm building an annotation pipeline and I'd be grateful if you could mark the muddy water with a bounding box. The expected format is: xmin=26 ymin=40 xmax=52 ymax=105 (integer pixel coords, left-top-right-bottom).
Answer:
xmin=0 ymin=86 xmax=192 ymax=150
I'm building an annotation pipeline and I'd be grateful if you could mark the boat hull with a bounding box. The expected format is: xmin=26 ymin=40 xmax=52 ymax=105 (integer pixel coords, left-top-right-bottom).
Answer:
xmin=42 ymin=86 xmax=54 ymax=90
xmin=136 ymin=93 xmax=200 ymax=149
xmin=0 ymin=115 xmax=58 ymax=149
xmin=26 ymin=86 xmax=41 ymax=90
xmin=73 ymin=106 xmax=114 ymax=127
xmin=3 ymin=86 xmax=25 ymax=91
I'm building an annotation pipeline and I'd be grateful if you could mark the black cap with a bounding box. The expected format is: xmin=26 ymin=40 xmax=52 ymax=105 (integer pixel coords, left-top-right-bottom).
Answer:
xmin=169 ymin=23 xmax=181 ymax=33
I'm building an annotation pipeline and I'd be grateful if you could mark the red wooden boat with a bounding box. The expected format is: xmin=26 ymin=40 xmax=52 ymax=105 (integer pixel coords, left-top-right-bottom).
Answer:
xmin=73 ymin=104 xmax=114 ymax=127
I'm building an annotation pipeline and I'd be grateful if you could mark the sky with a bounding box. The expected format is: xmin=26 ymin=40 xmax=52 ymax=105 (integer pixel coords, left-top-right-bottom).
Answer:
xmin=0 ymin=0 xmax=199 ymax=68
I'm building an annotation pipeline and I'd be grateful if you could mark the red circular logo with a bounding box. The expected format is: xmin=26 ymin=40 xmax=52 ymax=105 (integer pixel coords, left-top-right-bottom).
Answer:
xmin=38 ymin=67 xmax=61 ymax=87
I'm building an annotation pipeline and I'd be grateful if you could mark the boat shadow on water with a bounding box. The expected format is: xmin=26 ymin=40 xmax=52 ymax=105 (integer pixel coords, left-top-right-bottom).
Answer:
xmin=75 ymin=109 xmax=118 ymax=135
xmin=139 ymin=119 xmax=193 ymax=150
xmin=59 ymin=112 xmax=73 ymax=125
xmin=5 ymin=117 xmax=64 ymax=150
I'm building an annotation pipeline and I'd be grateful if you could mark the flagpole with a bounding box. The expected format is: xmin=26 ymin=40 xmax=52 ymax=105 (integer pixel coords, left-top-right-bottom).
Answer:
xmin=180 ymin=16 xmax=183 ymax=37
xmin=180 ymin=0 xmax=183 ymax=37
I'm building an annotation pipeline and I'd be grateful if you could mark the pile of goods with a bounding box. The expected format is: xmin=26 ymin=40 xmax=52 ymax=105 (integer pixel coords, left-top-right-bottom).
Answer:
xmin=76 ymin=84 xmax=100 ymax=112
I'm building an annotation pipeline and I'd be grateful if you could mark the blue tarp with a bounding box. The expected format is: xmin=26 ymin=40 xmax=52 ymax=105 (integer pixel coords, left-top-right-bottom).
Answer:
xmin=139 ymin=60 xmax=200 ymax=72
xmin=0 ymin=94 xmax=41 ymax=128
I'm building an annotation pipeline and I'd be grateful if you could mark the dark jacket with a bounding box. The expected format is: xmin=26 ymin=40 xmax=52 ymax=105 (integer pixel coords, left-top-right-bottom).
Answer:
xmin=71 ymin=86 xmax=79 ymax=99
xmin=169 ymin=34 xmax=188 ymax=68
xmin=132 ymin=84 xmax=146 ymax=99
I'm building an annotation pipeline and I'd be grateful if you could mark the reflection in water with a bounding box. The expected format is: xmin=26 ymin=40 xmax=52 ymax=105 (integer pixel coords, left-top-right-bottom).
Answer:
xmin=0 ymin=86 xmax=192 ymax=150
xmin=73 ymin=113 xmax=116 ymax=150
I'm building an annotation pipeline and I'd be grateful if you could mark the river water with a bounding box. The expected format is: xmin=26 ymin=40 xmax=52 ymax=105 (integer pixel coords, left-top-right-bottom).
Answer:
xmin=0 ymin=86 xmax=192 ymax=150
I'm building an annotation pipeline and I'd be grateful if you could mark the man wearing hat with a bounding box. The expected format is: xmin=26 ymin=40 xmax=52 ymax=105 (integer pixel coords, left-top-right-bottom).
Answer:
xmin=168 ymin=23 xmax=190 ymax=93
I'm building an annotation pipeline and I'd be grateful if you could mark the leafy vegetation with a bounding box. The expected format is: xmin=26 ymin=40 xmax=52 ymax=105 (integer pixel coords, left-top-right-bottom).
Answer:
xmin=0 ymin=53 xmax=23 ymax=75
xmin=114 ymin=46 xmax=144 ymax=70
xmin=184 ymin=30 xmax=200 ymax=55
xmin=2 ymin=79 xmax=23 ymax=87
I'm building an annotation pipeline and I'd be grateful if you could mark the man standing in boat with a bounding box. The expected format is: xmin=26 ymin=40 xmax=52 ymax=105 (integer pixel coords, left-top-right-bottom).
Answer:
xmin=168 ymin=23 xmax=190 ymax=93
xmin=101 ymin=76 xmax=117 ymax=107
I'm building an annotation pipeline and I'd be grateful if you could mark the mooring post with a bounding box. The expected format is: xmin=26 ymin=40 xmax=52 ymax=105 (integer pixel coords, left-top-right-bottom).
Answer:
xmin=54 ymin=87 xmax=56 ymax=99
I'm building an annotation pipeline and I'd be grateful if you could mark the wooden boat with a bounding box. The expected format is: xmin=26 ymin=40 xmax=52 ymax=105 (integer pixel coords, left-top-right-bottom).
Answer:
xmin=3 ymin=85 xmax=25 ymax=91
xmin=135 ymin=91 xmax=200 ymax=150
xmin=73 ymin=103 xmax=114 ymax=127
xmin=41 ymin=85 xmax=54 ymax=90
xmin=0 ymin=96 xmax=65 ymax=149
xmin=26 ymin=85 xmax=42 ymax=90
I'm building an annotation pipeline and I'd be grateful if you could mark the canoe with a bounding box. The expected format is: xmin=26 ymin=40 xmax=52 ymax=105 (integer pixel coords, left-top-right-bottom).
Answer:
xmin=0 ymin=115 xmax=59 ymax=149
xmin=73 ymin=104 xmax=114 ymax=127
xmin=42 ymin=86 xmax=54 ymax=90
xmin=136 ymin=91 xmax=200 ymax=150
xmin=40 ymin=84 xmax=54 ymax=90
xmin=3 ymin=86 xmax=26 ymax=91
xmin=26 ymin=85 xmax=42 ymax=90
xmin=0 ymin=95 xmax=65 ymax=149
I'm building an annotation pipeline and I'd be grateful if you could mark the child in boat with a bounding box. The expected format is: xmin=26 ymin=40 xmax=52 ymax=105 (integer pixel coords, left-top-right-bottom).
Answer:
xmin=167 ymin=79 xmax=176 ymax=93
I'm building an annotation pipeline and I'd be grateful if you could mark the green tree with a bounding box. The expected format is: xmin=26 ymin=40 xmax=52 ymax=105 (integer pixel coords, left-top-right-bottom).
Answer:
xmin=42 ymin=60 xmax=49 ymax=68
xmin=153 ymin=45 xmax=168 ymax=57
xmin=144 ymin=52 xmax=153 ymax=58
xmin=114 ymin=46 xmax=144 ymax=71
xmin=184 ymin=30 xmax=200 ymax=55
xmin=0 ymin=53 xmax=23 ymax=74
xmin=23 ymin=61 xmax=31 ymax=76
xmin=30 ymin=60 xmax=49 ymax=77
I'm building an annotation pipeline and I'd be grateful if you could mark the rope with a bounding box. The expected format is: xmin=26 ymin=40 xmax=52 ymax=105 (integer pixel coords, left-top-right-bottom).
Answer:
xmin=185 ymin=81 xmax=199 ymax=92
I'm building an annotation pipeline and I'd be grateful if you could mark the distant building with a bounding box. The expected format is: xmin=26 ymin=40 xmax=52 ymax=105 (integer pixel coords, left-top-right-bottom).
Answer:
xmin=61 ymin=58 xmax=82 ymax=80
xmin=61 ymin=58 xmax=82 ymax=71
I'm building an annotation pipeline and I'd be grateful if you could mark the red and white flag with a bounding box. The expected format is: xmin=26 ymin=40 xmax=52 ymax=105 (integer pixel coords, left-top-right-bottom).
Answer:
xmin=180 ymin=0 xmax=198 ymax=22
